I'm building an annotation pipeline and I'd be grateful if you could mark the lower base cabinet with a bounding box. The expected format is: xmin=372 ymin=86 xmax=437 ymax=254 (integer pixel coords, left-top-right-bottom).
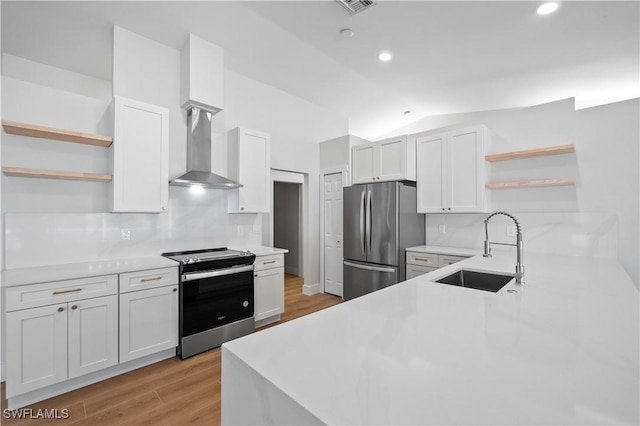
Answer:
xmin=254 ymin=254 xmax=285 ymax=327
xmin=5 ymin=265 xmax=179 ymax=407
xmin=119 ymin=285 xmax=178 ymax=363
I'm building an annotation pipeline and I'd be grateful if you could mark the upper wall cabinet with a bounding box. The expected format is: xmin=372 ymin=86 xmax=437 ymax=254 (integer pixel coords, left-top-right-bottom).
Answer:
xmin=111 ymin=96 xmax=169 ymax=213
xmin=352 ymin=135 xmax=416 ymax=184
xmin=416 ymin=125 xmax=489 ymax=213
xmin=228 ymin=127 xmax=271 ymax=213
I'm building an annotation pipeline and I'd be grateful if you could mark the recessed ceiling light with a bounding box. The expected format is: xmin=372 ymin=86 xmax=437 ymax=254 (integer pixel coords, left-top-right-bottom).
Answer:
xmin=536 ymin=2 xmax=559 ymax=15
xmin=340 ymin=28 xmax=354 ymax=38
xmin=378 ymin=51 xmax=392 ymax=62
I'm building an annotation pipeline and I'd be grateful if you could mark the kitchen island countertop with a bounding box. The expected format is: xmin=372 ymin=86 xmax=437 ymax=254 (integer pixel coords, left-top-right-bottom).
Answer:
xmin=222 ymin=251 xmax=639 ymax=425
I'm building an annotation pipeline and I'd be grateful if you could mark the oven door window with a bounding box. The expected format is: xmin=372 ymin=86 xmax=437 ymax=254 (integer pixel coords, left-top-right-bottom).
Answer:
xmin=181 ymin=269 xmax=254 ymax=337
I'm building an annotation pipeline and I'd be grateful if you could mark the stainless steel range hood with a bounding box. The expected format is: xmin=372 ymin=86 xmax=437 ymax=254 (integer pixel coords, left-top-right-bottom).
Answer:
xmin=169 ymin=108 xmax=241 ymax=189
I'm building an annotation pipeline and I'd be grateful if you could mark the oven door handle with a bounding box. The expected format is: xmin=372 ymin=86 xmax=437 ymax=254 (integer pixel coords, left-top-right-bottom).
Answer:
xmin=182 ymin=264 xmax=254 ymax=282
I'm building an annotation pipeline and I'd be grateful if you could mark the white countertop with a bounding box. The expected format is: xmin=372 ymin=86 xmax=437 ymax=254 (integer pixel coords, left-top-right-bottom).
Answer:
xmin=222 ymin=252 xmax=640 ymax=425
xmin=1 ymin=256 xmax=178 ymax=287
xmin=238 ymin=246 xmax=289 ymax=256
xmin=406 ymin=244 xmax=482 ymax=257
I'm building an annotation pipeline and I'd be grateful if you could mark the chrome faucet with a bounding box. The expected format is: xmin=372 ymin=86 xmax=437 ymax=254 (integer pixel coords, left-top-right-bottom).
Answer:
xmin=483 ymin=211 xmax=524 ymax=285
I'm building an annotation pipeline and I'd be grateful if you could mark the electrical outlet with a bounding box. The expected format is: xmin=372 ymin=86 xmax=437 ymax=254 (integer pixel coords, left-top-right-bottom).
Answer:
xmin=506 ymin=225 xmax=517 ymax=237
xmin=120 ymin=228 xmax=131 ymax=241
xmin=438 ymin=224 xmax=446 ymax=234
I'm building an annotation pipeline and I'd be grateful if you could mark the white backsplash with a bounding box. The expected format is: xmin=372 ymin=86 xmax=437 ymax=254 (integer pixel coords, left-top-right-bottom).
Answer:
xmin=4 ymin=186 xmax=262 ymax=269
xmin=425 ymin=212 xmax=618 ymax=259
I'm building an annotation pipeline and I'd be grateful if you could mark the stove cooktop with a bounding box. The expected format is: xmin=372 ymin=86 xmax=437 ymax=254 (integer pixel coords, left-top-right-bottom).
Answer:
xmin=161 ymin=247 xmax=254 ymax=265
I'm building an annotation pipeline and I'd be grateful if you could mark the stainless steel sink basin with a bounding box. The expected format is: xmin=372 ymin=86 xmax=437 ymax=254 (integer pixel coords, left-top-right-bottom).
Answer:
xmin=435 ymin=270 xmax=514 ymax=293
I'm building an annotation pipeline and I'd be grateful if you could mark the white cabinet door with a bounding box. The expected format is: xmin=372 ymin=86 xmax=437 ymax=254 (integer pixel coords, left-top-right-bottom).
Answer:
xmin=378 ymin=138 xmax=404 ymax=181
xmin=228 ymin=127 xmax=271 ymax=213
xmin=119 ymin=285 xmax=179 ymax=363
xmin=112 ymin=96 xmax=169 ymax=213
xmin=417 ymin=133 xmax=446 ymax=213
xmin=68 ymin=295 xmax=119 ymax=379
xmin=6 ymin=304 xmax=68 ymax=397
xmin=352 ymin=142 xmax=377 ymax=184
xmin=417 ymin=126 xmax=487 ymax=213
xmin=448 ymin=127 xmax=485 ymax=212
xmin=254 ymin=267 xmax=285 ymax=322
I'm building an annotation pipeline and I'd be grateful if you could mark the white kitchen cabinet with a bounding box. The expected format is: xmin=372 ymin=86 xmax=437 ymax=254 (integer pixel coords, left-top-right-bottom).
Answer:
xmin=254 ymin=254 xmax=285 ymax=327
xmin=352 ymin=135 xmax=416 ymax=184
xmin=405 ymin=251 xmax=468 ymax=280
xmin=119 ymin=267 xmax=179 ymax=363
xmin=228 ymin=127 xmax=271 ymax=213
xmin=111 ymin=96 xmax=169 ymax=213
xmin=416 ymin=125 xmax=488 ymax=213
xmin=5 ymin=275 xmax=119 ymax=398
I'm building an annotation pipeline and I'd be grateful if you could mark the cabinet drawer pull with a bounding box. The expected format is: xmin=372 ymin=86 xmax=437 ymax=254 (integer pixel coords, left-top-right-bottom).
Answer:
xmin=71 ymin=305 xmax=78 ymax=310
xmin=173 ymin=288 xmax=177 ymax=292
xmin=262 ymin=260 xmax=277 ymax=265
xmin=414 ymin=257 xmax=432 ymax=262
xmin=58 ymin=307 xmax=64 ymax=312
xmin=53 ymin=288 xmax=82 ymax=295
xmin=140 ymin=276 xmax=163 ymax=283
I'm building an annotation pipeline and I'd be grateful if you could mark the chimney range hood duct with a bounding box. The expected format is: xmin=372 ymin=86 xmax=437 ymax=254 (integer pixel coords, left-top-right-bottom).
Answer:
xmin=169 ymin=108 xmax=241 ymax=189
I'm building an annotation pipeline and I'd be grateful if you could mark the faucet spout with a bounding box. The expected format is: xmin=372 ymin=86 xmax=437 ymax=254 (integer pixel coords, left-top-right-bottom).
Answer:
xmin=483 ymin=211 xmax=525 ymax=285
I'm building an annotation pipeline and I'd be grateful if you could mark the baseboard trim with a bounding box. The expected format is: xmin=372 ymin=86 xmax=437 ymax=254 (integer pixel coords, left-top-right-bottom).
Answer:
xmin=302 ymin=282 xmax=321 ymax=296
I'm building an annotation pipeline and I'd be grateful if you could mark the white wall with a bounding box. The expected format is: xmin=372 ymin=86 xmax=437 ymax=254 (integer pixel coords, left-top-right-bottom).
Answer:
xmin=1 ymin=26 xmax=348 ymax=297
xmin=383 ymin=98 xmax=640 ymax=287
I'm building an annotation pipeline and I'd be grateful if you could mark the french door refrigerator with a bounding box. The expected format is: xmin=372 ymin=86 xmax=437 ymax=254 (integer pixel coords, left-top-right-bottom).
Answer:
xmin=343 ymin=181 xmax=425 ymax=300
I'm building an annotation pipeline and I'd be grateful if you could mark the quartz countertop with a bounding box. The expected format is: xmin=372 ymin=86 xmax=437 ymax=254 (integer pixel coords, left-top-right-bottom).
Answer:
xmin=1 ymin=256 xmax=178 ymax=287
xmin=405 ymin=244 xmax=482 ymax=257
xmin=237 ymin=246 xmax=289 ymax=256
xmin=222 ymin=252 xmax=640 ymax=425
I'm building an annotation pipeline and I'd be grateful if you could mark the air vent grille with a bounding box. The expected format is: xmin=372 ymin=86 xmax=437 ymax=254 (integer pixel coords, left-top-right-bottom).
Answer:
xmin=335 ymin=0 xmax=376 ymax=15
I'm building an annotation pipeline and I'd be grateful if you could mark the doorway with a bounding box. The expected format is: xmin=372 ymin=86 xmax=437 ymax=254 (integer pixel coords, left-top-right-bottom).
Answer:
xmin=268 ymin=170 xmax=305 ymax=278
xmin=273 ymin=182 xmax=302 ymax=276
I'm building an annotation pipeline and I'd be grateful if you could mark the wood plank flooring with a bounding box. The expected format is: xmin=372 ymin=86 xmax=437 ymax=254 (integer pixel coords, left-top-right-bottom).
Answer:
xmin=1 ymin=274 xmax=342 ymax=425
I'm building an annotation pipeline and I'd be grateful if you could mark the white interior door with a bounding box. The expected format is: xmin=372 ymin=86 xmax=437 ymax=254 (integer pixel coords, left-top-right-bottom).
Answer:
xmin=323 ymin=173 xmax=343 ymax=296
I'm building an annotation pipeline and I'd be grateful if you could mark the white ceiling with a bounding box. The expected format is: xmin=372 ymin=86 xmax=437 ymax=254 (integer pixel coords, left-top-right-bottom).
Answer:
xmin=2 ymin=1 xmax=638 ymax=139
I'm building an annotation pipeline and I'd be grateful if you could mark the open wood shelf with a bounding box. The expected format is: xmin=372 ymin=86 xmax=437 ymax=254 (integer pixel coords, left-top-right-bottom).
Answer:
xmin=486 ymin=179 xmax=574 ymax=189
xmin=2 ymin=167 xmax=112 ymax=182
xmin=2 ymin=120 xmax=112 ymax=147
xmin=485 ymin=144 xmax=575 ymax=162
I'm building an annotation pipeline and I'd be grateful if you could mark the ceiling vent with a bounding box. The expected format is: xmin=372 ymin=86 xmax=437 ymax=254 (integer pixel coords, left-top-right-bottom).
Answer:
xmin=335 ymin=0 xmax=376 ymax=15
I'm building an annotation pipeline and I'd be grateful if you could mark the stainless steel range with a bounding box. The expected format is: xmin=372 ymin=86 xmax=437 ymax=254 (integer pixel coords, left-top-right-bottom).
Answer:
xmin=162 ymin=248 xmax=256 ymax=359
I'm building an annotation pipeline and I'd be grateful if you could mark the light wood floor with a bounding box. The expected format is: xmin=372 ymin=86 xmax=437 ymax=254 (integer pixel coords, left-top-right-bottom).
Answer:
xmin=1 ymin=274 xmax=342 ymax=425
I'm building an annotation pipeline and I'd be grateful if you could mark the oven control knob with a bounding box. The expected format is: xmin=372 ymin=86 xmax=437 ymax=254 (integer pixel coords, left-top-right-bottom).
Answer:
xmin=243 ymin=301 xmax=249 ymax=308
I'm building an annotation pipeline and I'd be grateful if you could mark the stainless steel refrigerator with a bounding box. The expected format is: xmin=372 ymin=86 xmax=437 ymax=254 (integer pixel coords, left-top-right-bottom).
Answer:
xmin=343 ymin=181 xmax=425 ymax=300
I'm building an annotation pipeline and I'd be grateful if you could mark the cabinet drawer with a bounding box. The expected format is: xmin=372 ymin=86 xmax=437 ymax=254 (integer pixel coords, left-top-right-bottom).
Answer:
xmin=6 ymin=275 xmax=118 ymax=312
xmin=406 ymin=264 xmax=438 ymax=280
xmin=254 ymin=254 xmax=284 ymax=271
xmin=406 ymin=252 xmax=438 ymax=267
xmin=119 ymin=267 xmax=178 ymax=293
xmin=439 ymin=255 xmax=468 ymax=267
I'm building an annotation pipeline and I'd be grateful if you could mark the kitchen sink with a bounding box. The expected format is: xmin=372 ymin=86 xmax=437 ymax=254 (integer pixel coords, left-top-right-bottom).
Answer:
xmin=435 ymin=269 xmax=514 ymax=293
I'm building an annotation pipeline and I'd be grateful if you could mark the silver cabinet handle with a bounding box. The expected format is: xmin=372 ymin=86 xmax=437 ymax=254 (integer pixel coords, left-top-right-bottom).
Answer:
xmin=53 ymin=288 xmax=82 ymax=295
xmin=140 ymin=276 xmax=162 ymax=283
xmin=183 ymin=264 xmax=254 ymax=282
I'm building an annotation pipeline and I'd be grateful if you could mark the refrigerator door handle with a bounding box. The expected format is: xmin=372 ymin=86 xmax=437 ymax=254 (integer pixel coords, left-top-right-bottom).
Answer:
xmin=360 ymin=191 xmax=366 ymax=254
xmin=344 ymin=261 xmax=396 ymax=273
xmin=366 ymin=190 xmax=372 ymax=254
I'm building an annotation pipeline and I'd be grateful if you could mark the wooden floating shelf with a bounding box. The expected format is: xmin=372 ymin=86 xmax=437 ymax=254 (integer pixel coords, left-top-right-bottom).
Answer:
xmin=2 ymin=167 xmax=112 ymax=182
xmin=485 ymin=144 xmax=575 ymax=162
xmin=486 ymin=179 xmax=574 ymax=189
xmin=2 ymin=120 xmax=112 ymax=147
